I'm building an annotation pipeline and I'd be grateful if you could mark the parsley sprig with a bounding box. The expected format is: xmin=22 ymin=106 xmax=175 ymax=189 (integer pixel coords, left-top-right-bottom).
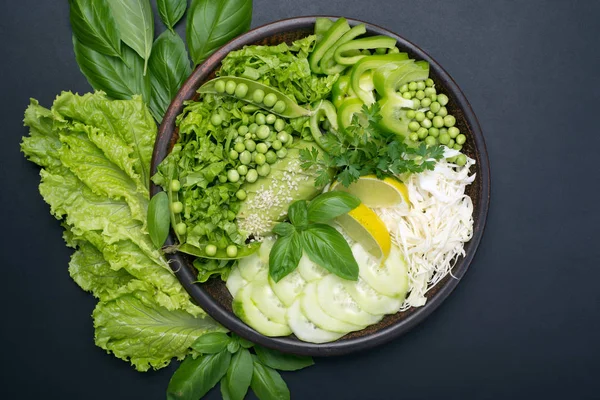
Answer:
xmin=300 ymin=103 xmax=445 ymax=187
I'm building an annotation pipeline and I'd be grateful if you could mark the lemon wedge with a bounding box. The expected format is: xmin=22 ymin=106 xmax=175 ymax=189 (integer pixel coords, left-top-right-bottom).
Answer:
xmin=336 ymin=203 xmax=391 ymax=261
xmin=331 ymin=175 xmax=409 ymax=207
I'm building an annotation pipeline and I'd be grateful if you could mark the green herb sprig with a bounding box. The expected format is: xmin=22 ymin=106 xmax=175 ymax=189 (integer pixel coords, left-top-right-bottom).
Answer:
xmin=168 ymin=332 xmax=313 ymax=400
xmin=300 ymin=103 xmax=446 ymax=187
xmin=269 ymin=191 xmax=361 ymax=282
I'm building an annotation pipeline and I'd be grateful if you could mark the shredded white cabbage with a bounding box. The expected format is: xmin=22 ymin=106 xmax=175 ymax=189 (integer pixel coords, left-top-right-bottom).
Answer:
xmin=376 ymin=154 xmax=476 ymax=310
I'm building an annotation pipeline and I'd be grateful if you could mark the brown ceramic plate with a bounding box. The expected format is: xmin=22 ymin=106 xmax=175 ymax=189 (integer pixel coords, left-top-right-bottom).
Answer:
xmin=150 ymin=16 xmax=490 ymax=356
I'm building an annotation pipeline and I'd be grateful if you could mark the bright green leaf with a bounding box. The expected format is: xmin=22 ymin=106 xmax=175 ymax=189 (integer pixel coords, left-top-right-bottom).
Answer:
xmin=147 ymin=191 xmax=170 ymax=248
xmin=288 ymin=200 xmax=308 ymax=227
xmin=254 ymin=346 xmax=314 ymax=371
xmin=190 ymin=332 xmax=231 ymax=354
xmin=157 ymin=0 xmax=187 ymax=32
xmin=250 ymin=358 xmax=290 ymax=400
xmin=269 ymin=233 xmax=302 ymax=282
xmin=307 ymin=191 xmax=361 ymax=223
xmin=301 ymin=224 xmax=359 ymax=281
xmin=226 ymin=348 xmax=253 ymax=400
xmin=69 ymin=0 xmax=123 ymax=60
xmin=167 ymin=350 xmax=232 ymax=400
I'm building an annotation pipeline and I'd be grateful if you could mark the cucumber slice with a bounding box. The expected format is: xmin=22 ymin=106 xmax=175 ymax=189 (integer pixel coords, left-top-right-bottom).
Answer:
xmin=287 ymin=299 xmax=345 ymax=343
xmin=301 ymin=283 xmax=364 ymax=333
xmin=250 ymin=281 xmax=287 ymax=325
xmin=232 ymin=285 xmax=291 ymax=337
xmin=268 ymin=270 xmax=306 ymax=307
xmin=237 ymin=252 xmax=266 ymax=281
xmin=317 ymin=275 xmax=383 ymax=326
xmin=356 ymin=244 xmax=409 ymax=298
xmin=226 ymin=266 xmax=248 ymax=297
xmin=297 ymin=254 xmax=328 ymax=282
xmin=343 ymin=278 xmax=402 ymax=315
xmin=258 ymin=237 xmax=276 ymax=264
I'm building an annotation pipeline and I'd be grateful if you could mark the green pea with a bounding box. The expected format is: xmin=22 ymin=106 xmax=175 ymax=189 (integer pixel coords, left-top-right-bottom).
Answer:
xmin=211 ymin=114 xmax=222 ymax=126
xmin=234 ymin=142 xmax=245 ymax=153
xmin=428 ymin=127 xmax=439 ymax=138
xmin=171 ymin=201 xmax=183 ymax=214
xmin=271 ymin=140 xmax=282 ymax=150
xmin=439 ymin=133 xmax=450 ymax=145
xmin=227 ymin=169 xmax=240 ymax=183
xmin=453 ymin=144 xmax=463 ymax=151
xmin=437 ymin=106 xmax=448 ymax=117
xmin=246 ymin=169 xmax=258 ymax=183
xmin=276 ymin=148 xmax=287 ymax=158
xmin=238 ymin=125 xmax=249 ymax=135
xmin=285 ymin=135 xmax=294 ymax=147
xmin=424 ymin=87 xmax=436 ymax=96
xmin=415 ymin=112 xmax=426 ymax=122
xmin=256 ymin=125 xmax=270 ymax=139
xmin=249 ymin=124 xmax=258 ymax=135
xmin=456 ymin=154 xmax=467 ymax=166
xmin=239 ymin=150 xmax=252 ymax=165
xmin=448 ymin=126 xmax=460 ymax=138
xmin=420 ymin=98 xmax=431 ymax=108
xmin=375 ymin=47 xmax=387 ymax=55
xmin=277 ymin=131 xmax=290 ymax=143
xmin=175 ymin=222 xmax=187 ymax=235
xmin=229 ymin=149 xmax=239 ymax=160
xmin=430 ymin=101 xmax=441 ymax=114
xmin=409 ymin=91 xmax=416 ymax=97
xmin=408 ymin=121 xmax=420 ymax=132
xmin=215 ymin=80 xmax=226 ymax=93
xmin=225 ymin=80 xmax=236 ymax=94
xmin=244 ymin=139 xmax=256 ymax=152
xmin=236 ymin=189 xmax=247 ymax=201
xmin=399 ymin=84 xmax=409 ymax=93
xmin=237 ymin=165 xmax=248 ymax=176
xmin=444 ymin=115 xmax=456 ymax=127
xmin=415 ymin=90 xmax=425 ymax=100
xmin=251 ymin=151 xmax=257 ymax=162
xmin=429 ymin=94 xmax=437 ymax=101
xmin=426 ymin=111 xmax=435 ymax=120
xmin=252 ymin=89 xmax=265 ymax=103
xmin=432 ymin=116 xmax=445 ymax=128
xmin=425 ymin=136 xmax=437 ymax=146
xmin=437 ymin=93 xmax=449 ymax=106
xmin=265 ymin=150 xmax=277 ymax=164
xmin=408 ymin=81 xmax=418 ymax=91
xmin=255 ymin=113 xmax=266 ymax=125
xmin=256 ymin=143 xmax=268 ymax=154
xmin=266 ymin=114 xmax=277 ymax=124
xmin=417 ymin=127 xmax=428 ymax=139
xmin=263 ymin=93 xmax=278 ymax=107
xmin=416 ymin=81 xmax=426 ymax=90
xmin=257 ymin=164 xmax=271 ymax=177
xmin=241 ymin=114 xmax=249 ymax=125
xmin=406 ymin=110 xmax=416 ymax=119
xmin=456 ymin=134 xmax=466 ymax=145
xmin=412 ymin=98 xmax=421 ymax=108
xmin=274 ymin=119 xmax=285 ymax=132
xmin=205 ymin=244 xmax=217 ymax=256
xmin=402 ymin=92 xmax=412 ymax=100
xmin=255 ymin=153 xmax=266 ymax=165
xmin=170 ymin=180 xmax=181 ymax=192
xmin=273 ymin=100 xmax=286 ymax=113
xmin=447 ymin=138 xmax=455 ymax=148
xmin=425 ymin=78 xmax=434 ymax=87
xmin=447 ymin=156 xmax=457 ymax=163
xmin=235 ymin=83 xmax=249 ymax=98
xmin=409 ymin=132 xmax=419 ymax=142
xmin=226 ymin=245 xmax=238 ymax=258
xmin=421 ymin=118 xmax=432 ymax=129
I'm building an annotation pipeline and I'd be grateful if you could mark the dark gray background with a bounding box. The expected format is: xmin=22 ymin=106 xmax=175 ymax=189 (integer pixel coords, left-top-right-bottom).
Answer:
xmin=1 ymin=0 xmax=599 ymax=399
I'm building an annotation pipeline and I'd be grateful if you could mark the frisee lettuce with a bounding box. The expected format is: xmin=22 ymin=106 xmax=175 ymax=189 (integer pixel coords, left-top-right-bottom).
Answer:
xmin=21 ymin=92 xmax=225 ymax=371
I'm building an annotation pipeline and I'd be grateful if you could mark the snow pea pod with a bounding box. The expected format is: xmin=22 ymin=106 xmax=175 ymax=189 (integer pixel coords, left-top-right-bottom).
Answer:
xmin=335 ymin=36 xmax=398 ymax=66
xmin=198 ymin=76 xmax=312 ymax=118
xmin=177 ymin=242 xmax=260 ymax=260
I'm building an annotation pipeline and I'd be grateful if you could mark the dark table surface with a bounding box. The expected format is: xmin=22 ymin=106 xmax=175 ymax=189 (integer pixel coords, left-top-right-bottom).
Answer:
xmin=2 ymin=1 xmax=599 ymax=399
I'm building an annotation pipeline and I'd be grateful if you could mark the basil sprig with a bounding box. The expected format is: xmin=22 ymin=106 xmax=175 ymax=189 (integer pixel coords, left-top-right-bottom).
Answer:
xmin=169 ymin=333 xmax=312 ymax=400
xmin=269 ymin=191 xmax=361 ymax=282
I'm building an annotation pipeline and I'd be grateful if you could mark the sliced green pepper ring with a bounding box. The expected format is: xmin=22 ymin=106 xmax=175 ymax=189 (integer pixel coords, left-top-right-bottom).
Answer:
xmin=374 ymin=60 xmax=430 ymax=99
xmin=351 ymin=53 xmax=409 ymax=104
xmin=309 ymin=100 xmax=339 ymax=146
xmin=309 ymin=17 xmax=350 ymax=74
xmin=320 ymin=24 xmax=367 ymax=75
xmin=337 ymin=98 xmax=365 ymax=132
xmin=377 ymin=97 xmax=410 ymax=137
xmin=315 ymin=17 xmax=335 ymax=44
xmin=332 ymin=75 xmax=355 ymax=108
xmin=334 ymin=35 xmax=398 ymax=66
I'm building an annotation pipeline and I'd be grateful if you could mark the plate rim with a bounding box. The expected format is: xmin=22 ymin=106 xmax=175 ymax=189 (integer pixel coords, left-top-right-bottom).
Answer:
xmin=150 ymin=15 xmax=491 ymax=356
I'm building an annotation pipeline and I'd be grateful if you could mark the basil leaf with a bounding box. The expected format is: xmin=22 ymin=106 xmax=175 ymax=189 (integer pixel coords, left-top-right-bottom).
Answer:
xmin=167 ymin=350 xmax=232 ymax=400
xmin=108 ymin=0 xmax=154 ymax=74
xmin=250 ymin=357 xmax=291 ymax=400
xmin=288 ymin=200 xmax=308 ymax=227
xmin=226 ymin=340 xmax=240 ymax=354
xmin=147 ymin=191 xmax=170 ymax=249
xmin=190 ymin=332 xmax=231 ymax=354
xmin=307 ymin=191 xmax=360 ymax=223
xmin=301 ymin=224 xmax=359 ymax=281
xmin=148 ymin=30 xmax=192 ymax=122
xmin=269 ymin=233 xmax=302 ymax=282
xmin=226 ymin=348 xmax=253 ymax=400
xmin=187 ymin=0 xmax=253 ymax=66
xmin=272 ymin=222 xmax=295 ymax=237
xmin=254 ymin=346 xmax=314 ymax=371
xmin=232 ymin=334 xmax=254 ymax=349
xmin=73 ymin=36 xmax=151 ymax=103
xmin=220 ymin=375 xmax=233 ymax=400
xmin=158 ymin=0 xmax=187 ymax=32
xmin=69 ymin=0 xmax=123 ymax=60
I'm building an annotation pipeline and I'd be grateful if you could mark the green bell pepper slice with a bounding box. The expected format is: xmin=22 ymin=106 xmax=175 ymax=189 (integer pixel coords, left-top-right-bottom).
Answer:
xmin=337 ymin=98 xmax=365 ymax=132
xmin=309 ymin=18 xmax=350 ymax=74
xmin=373 ymin=60 xmax=430 ymax=99
xmin=350 ymin=53 xmax=409 ymax=104
xmin=334 ymin=36 xmax=398 ymax=66
xmin=331 ymin=74 xmax=357 ymax=108
xmin=377 ymin=96 xmax=410 ymax=137
xmin=320 ymin=24 xmax=367 ymax=75
xmin=315 ymin=17 xmax=334 ymax=44
xmin=309 ymin=100 xmax=338 ymax=146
